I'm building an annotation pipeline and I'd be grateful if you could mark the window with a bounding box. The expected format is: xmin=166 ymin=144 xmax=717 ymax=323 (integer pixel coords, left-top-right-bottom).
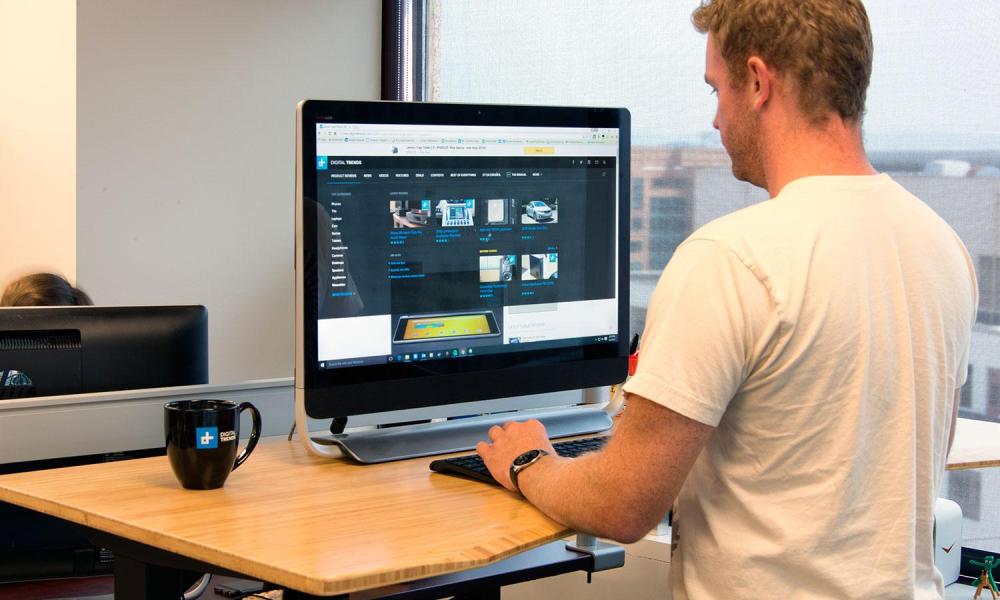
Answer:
xmin=989 ymin=369 xmax=1000 ymax=420
xmin=978 ymin=255 xmax=1000 ymax=325
xmin=961 ymin=365 xmax=973 ymax=409
xmin=631 ymin=180 xmax=645 ymax=211
xmin=425 ymin=0 xmax=1000 ymax=549
xmin=949 ymin=470 xmax=982 ymax=521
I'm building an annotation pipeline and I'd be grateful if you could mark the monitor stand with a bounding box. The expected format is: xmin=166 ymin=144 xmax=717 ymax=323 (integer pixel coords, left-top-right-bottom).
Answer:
xmin=295 ymin=392 xmax=612 ymax=464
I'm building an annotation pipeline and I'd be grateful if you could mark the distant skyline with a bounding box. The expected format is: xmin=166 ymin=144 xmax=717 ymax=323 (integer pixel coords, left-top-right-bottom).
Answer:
xmin=432 ymin=1 xmax=1000 ymax=153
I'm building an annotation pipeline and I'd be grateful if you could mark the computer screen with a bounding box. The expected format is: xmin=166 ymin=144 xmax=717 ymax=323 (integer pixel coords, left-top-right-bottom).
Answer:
xmin=0 ymin=305 xmax=208 ymax=398
xmin=295 ymin=100 xmax=629 ymax=459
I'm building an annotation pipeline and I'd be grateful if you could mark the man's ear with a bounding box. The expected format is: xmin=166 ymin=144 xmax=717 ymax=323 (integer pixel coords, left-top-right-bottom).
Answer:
xmin=746 ymin=56 xmax=771 ymax=112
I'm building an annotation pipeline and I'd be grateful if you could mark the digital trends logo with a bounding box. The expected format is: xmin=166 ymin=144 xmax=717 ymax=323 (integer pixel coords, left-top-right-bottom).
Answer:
xmin=196 ymin=427 xmax=218 ymax=449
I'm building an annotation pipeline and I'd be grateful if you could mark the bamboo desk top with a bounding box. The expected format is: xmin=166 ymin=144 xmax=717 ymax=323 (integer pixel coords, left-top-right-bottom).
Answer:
xmin=947 ymin=417 xmax=1000 ymax=470
xmin=0 ymin=436 xmax=571 ymax=597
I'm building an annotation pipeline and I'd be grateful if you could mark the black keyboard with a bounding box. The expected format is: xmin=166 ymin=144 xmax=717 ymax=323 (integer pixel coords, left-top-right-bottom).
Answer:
xmin=429 ymin=436 xmax=608 ymax=485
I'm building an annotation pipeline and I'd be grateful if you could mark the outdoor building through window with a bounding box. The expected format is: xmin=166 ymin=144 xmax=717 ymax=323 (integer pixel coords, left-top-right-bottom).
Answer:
xmin=425 ymin=0 xmax=1000 ymax=549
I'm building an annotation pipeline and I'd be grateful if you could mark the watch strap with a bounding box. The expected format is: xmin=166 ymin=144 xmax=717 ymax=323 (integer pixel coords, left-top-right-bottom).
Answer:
xmin=509 ymin=448 xmax=550 ymax=493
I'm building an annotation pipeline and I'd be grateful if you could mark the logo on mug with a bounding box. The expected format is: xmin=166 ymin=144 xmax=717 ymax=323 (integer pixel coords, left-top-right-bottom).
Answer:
xmin=219 ymin=430 xmax=236 ymax=442
xmin=196 ymin=427 xmax=219 ymax=449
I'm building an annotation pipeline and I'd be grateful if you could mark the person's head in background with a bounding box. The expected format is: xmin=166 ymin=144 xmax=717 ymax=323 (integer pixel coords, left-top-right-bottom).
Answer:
xmin=1 ymin=273 xmax=94 ymax=307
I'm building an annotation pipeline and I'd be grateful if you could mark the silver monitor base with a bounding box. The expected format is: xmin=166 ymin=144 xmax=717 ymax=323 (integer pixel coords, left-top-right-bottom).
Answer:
xmin=312 ymin=406 xmax=612 ymax=464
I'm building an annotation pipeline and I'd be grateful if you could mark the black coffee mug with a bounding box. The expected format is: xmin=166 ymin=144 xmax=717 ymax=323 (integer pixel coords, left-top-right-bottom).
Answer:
xmin=164 ymin=399 xmax=262 ymax=490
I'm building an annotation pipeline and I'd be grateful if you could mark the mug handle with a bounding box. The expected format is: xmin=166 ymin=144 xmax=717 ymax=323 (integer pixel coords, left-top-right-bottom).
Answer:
xmin=232 ymin=402 xmax=262 ymax=470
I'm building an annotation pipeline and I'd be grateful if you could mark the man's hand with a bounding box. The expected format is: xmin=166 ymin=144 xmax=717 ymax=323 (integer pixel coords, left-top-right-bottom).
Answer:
xmin=476 ymin=419 xmax=557 ymax=492
xmin=473 ymin=397 xmax=711 ymax=542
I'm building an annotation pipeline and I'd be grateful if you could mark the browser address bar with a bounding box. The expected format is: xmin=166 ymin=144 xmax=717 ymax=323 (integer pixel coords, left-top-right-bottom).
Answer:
xmin=320 ymin=124 xmax=612 ymax=137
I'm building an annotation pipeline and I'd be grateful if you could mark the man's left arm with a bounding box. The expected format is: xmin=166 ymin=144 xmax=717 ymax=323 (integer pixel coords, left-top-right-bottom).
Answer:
xmin=477 ymin=394 xmax=714 ymax=544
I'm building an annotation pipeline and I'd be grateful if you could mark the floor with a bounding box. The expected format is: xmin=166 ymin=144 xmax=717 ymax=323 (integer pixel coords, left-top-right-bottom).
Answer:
xmin=0 ymin=559 xmax=982 ymax=599
xmin=0 ymin=575 xmax=112 ymax=600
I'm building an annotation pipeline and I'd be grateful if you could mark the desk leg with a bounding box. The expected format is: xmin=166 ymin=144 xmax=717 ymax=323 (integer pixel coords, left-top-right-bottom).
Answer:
xmin=113 ymin=553 xmax=199 ymax=600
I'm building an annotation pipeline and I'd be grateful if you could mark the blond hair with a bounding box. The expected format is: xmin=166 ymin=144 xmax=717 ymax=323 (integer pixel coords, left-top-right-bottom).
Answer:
xmin=692 ymin=0 xmax=872 ymax=124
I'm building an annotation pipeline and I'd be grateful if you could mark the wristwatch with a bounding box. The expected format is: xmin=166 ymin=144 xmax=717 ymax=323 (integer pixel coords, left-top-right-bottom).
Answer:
xmin=509 ymin=448 xmax=550 ymax=493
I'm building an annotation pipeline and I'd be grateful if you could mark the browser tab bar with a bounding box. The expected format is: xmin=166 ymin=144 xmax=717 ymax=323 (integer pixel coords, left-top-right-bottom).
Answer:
xmin=317 ymin=123 xmax=617 ymax=158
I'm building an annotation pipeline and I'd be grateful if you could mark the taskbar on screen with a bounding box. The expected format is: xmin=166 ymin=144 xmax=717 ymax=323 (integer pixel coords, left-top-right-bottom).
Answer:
xmin=317 ymin=333 xmax=617 ymax=370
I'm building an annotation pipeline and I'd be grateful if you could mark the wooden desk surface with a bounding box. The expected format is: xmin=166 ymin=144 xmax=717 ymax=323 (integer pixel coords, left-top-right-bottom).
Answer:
xmin=947 ymin=417 xmax=1000 ymax=470
xmin=0 ymin=437 xmax=570 ymax=596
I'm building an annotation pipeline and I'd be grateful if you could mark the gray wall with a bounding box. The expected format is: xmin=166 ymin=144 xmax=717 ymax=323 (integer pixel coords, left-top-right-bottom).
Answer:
xmin=76 ymin=0 xmax=381 ymax=384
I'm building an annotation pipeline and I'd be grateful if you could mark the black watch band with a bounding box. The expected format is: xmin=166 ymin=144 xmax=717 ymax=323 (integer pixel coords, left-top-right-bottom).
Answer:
xmin=509 ymin=448 xmax=549 ymax=493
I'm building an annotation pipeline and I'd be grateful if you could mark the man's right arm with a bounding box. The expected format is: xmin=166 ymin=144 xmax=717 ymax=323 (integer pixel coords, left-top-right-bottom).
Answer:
xmin=479 ymin=394 xmax=714 ymax=544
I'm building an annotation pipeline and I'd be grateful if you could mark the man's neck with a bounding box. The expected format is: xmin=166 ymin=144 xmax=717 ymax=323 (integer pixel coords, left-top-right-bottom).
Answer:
xmin=760 ymin=115 xmax=876 ymax=198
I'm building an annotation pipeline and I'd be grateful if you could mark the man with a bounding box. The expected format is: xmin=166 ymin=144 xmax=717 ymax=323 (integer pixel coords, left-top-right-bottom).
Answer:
xmin=477 ymin=0 xmax=978 ymax=597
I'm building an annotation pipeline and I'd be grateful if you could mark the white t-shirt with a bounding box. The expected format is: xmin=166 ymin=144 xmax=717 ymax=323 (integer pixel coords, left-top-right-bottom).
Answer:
xmin=623 ymin=174 xmax=977 ymax=599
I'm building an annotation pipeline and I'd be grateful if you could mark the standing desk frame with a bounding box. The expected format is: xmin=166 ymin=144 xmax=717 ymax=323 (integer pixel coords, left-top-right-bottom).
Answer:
xmin=84 ymin=530 xmax=604 ymax=600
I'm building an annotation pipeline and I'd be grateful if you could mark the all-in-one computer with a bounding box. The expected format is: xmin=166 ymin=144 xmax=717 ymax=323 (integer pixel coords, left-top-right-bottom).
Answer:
xmin=295 ymin=100 xmax=629 ymax=463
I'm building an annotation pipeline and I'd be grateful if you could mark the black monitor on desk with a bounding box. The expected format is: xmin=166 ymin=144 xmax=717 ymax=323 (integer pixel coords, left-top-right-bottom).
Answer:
xmin=0 ymin=305 xmax=208 ymax=398
xmin=295 ymin=100 xmax=630 ymax=462
xmin=0 ymin=305 xmax=208 ymax=582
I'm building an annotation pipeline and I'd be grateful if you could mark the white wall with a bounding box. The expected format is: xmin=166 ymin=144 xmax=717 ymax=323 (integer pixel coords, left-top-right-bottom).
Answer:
xmin=75 ymin=0 xmax=381 ymax=383
xmin=0 ymin=0 xmax=77 ymax=289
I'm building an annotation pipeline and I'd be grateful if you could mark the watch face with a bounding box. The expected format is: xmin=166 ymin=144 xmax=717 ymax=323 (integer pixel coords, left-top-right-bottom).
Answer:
xmin=513 ymin=449 xmax=542 ymax=466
